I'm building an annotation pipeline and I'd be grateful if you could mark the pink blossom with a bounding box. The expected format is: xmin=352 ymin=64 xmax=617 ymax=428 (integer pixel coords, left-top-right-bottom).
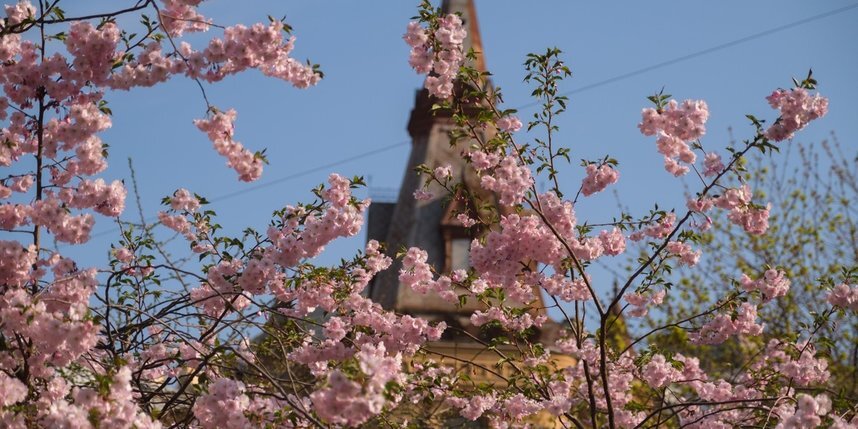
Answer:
xmin=175 ymin=22 xmax=320 ymax=87
xmin=715 ymin=185 xmax=752 ymax=210
xmin=581 ymin=163 xmax=619 ymax=196
xmin=755 ymin=340 xmax=830 ymax=387
xmin=503 ymin=393 xmax=543 ymax=421
xmin=160 ymin=0 xmax=211 ymax=37
xmin=666 ymin=240 xmax=701 ymax=266
xmin=436 ymin=14 xmax=467 ymax=47
xmin=727 ymin=203 xmax=771 ymax=235
xmin=408 ymin=45 xmax=433 ymax=74
xmin=663 ymin=156 xmax=689 ymax=176
xmin=404 ymin=12 xmax=466 ymax=98
xmin=434 ymin=164 xmax=452 ymax=179
xmin=0 ymin=371 xmax=27 ymax=406
xmin=686 ymin=196 xmax=714 ymax=213
xmin=642 ymin=354 xmax=681 ymax=388
xmin=194 ymin=109 xmax=263 ymax=182
xmin=479 ymin=155 xmax=532 ymax=206
xmin=539 ymin=191 xmax=577 ymax=237
xmin=365 ymin=239 xmax=393 ymax=273
xmin=471 ymin=307 xmax=543 ymax=331
xmin=827 ymin=283 xmax=858 ymax=311
xmin=309 ymin=344 xmax=402 ymax=426
xmin=0 ymin=203 xmax=31 ymax=230
xmin=399 ymin=247 xmax=434 ymax=294
xmin=459 ymin=395 xmax=497 ymax=421
xmin=569 ymin=236 xmax=604 ymax=261
xmin=0 ymin=241 xmax=35 ymax=287
xmin=425 ymin=75 xmax=454 ymax=99
xmin=639 ymin=99 xmax=709 ymax=176
xmin=776 ymin=394 xmax=831 ymax=428
xmin=691 ymin=302 xmax=764 ymax=345
xmin=497 ymin=115 xmax=523 ymax=133
xmin=469 ymin=150 xmax=500 ymax=170
xmin=740 ymin=269 xmax=790 ymax=302
xmin=537 ymin=273 xmax=591 ymax=302
xmin=4 ymin=1 xmax=35 ymax=26
xmin=158 ymin=212 xmax=192 ymax=237
xmin=703 ymin=152 xmax=724 ymax=177
xmin=624 ymin=289 xmax=665 ymax=317
xmin=64 ymin=21 xmax=121 ymax=86
xmin=9 ymin=174 xmax=32 ymax=192
xmin=193 ymin=378 xmax=251 ymax=429
xmin=456 ymin=213 xmax=476 ymax=227
xmin=29 ymin=196 xmax=94 ymax=244
xmin=470 ymin=214 xmax=561 ymax=286
xmin=59 ymin=178 xmax=127 ymax=217
xmin=322 ymin=173 xmax=352 ymax=207
xmin=266 ymin=182 xmax=367 ymax=267
xmin=41 ymin=367 xmax=160 ymax=429
xmin=764 ymin=88 xmax=829 ymax=142
xmin=112 ymin=247 xmax=134 ymax=263
xmin=629 ymin=212 xmax=676 ymax=242
xmin=403 ymin=22 xmax=428 ymax=48
xmin=413 ymin=188 xmax=433 ymax=201
xmin=169 ymin=188 xmax=200 ymax=212
xmin=713 ymin=185 xmax=771 ymax=235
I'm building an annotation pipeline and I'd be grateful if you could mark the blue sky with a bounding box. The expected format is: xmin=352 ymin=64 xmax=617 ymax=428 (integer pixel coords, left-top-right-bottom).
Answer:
xmin=46 ymin=1 xmax=858 ymax=283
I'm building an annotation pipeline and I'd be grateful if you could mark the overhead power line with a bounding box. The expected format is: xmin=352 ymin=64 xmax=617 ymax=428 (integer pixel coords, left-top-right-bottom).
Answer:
xmin=84 ymin=2 xmax=858 ymax=241
xmin=213 ymin=1 xmax=858 ymax=203
xmin=516 ymin=2 xmax=858 ymax=110
xmin=209 ymin=140 xmax=410 ymax=204
xmin=85 ymin=140 xmax=409 ymax=241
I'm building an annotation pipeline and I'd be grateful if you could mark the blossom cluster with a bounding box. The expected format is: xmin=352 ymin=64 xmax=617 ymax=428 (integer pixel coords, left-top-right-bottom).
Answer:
xmin=399 ymin=247 xmax=458 ymax=302
xmin=0 ymin=1 xmax=326 ymax=425
xmin=629 ymin=212 xmax=676 ymax=241
xmin=479 ymin=155 xmax=533 ymax=206
xmin=714 ymin=184 xmax=772 ymax=235
xmin=764 ymin=87 xmax=829 ymax=141
xmin=740 ymin=268 xmax=790 ymax=302
xmin=639 ymin=99 xmax=709 ymax=176
xmin=624 ymin=289 xmax=666 ymax=317
xmin=665 ymin=240 xmax=701 ymax=266
xmin=465 ymin=191 xmax=631 ymax=316
xmin=827 ymin=283 xmax=858 ymax=311
xmin=179 ymin=174 xmax=369 ymax=317
xmin=1 ymin=1 xmax=852 ymax=427
xmin=404 ymin=13 xmax=467 ymax=98
xmin=194 ymin=109 xmax=263 ymax=182
xmin=160 ymin=0 xmax=210 ymax=37
xmin=690 ymin=302 xmax=764 ymax=344
xmin=581 ymin=163 xmax=620 ymax=196
xmin=496 ymin=115 xmax=523 ymax=133
xmin=193 ymin=378 xmax=252 ymax=429
xmin=752 ymin=340 xmax=831 ymax=387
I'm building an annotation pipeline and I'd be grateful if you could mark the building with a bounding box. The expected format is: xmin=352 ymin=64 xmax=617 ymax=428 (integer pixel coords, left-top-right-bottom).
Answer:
xmin=365 ymin=0 xmax=567 ymax=384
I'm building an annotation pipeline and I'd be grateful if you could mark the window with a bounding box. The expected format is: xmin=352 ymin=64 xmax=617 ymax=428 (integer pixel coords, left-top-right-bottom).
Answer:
xmin=449 ymin=237 xmax=471 ymax=272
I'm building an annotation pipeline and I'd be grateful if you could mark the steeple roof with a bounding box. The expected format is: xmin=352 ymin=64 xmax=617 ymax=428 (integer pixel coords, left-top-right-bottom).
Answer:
xmin=441 ymin=0 xmax=486 ymax=72
xmin=366 ymin=1 xmax=553 ymax=342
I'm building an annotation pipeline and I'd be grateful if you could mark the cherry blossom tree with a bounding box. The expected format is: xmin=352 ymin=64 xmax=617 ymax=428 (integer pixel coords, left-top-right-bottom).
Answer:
xmin=653 ymin=136 xmax=858 ymax=403
xmin=0 ymin=0 xmax=855 ymax=428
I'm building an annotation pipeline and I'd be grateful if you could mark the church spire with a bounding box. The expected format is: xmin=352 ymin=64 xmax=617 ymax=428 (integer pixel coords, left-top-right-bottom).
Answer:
xmin=441 ymin=0 xmax=486 ymax=72
xmin=407 ymin=0 xmax=489 ymax=139
xmin=366 ymin=0 xmax=555 ymax=347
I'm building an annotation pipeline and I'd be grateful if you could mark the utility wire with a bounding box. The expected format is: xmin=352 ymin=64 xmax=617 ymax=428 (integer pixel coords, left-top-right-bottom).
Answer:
xmin=85 ymin=140 xmax=410 ymax=240
xmin=515 ymin=2 xmax=858 ymax=110
xmin=209 ymin=140 xmax=409 ymax=204
xmin=208 ymin=1 xmax=858 ymax=204
xmin=85 ymin=2 xmax=858 ymax=241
